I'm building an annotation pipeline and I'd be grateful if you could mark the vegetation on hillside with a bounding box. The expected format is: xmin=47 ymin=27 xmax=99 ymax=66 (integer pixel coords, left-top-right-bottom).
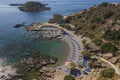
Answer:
xmin=103 ymin=30 xmax=120 ymax=41
xmin=100 ymin=68 xmax=115 ymax=78
xmin=92 ymin=38 xmax=103 ymax=46
xmin=64 ymin=75 xmax=75 ymax=80
xmin=62 ymin=2 xmax=120 ymax=56
xmin=100 ymin=42 xmax=118 ymax=53
xmin=64 ymin=2 xmax=120 ymax=39
xmin=82 ymin=51 xmax=91 ymax=60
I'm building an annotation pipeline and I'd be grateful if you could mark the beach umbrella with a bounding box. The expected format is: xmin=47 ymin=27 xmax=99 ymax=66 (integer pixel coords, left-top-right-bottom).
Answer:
xmin=65 ymin=61 xmax=76 ymax=69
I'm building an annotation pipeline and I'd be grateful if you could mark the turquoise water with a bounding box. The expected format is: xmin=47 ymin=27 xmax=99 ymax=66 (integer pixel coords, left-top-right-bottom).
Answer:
xmin=0 ymin=0 xmax=119 ymax=63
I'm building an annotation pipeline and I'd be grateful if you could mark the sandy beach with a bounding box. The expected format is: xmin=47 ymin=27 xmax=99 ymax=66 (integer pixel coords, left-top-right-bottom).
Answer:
xmin=32 ymin=23 xmax=84 ymax=80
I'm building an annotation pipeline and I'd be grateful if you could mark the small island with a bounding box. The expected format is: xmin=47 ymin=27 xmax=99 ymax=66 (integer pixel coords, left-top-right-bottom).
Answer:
xmin=19 ymin=1 xmax=51 ymax=12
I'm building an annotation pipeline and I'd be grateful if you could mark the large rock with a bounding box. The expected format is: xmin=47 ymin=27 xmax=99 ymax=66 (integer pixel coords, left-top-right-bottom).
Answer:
xmin=48 ymin=14 xmax=64 ymax=23
xmin=25 ymin=23 xmax=42 ymax=31
xmin=103 ymin=53 xmax=113 ymax=60
xmin=110 ymin=57 xmax=119 ymax=64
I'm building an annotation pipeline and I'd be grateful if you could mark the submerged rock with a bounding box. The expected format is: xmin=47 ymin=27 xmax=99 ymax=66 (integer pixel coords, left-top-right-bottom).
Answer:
xmin=14 ymin=22 xmax=26 ymax=28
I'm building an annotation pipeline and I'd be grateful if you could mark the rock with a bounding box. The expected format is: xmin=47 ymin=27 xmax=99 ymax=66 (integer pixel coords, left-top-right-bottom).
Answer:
xmin=20 ymin=58 xmax=26 ymax=63
xmin=103 ymin=53 xmax=113 ymax=60
xmin=110 ymin=57 xmax=119 ymax=64
xmin=88 ymin=60 xmax=106 ymax=69
xmin=49 ymin=59 xmax=56 ymax=64
xmin=25 ymin=23 xmax=42 ymax=31
xmin=9 ymin=4 xmax=23 ymax=6
xmin=26 ymin=58 xmax=33 ymax=64
xmin=40 ymin=60 xmax=48 ymax=65
xmin=14 ymin=22 xmax=26 ymax=28
xmin=13 ymin=55 xmax=57 ymax=80
xmin=48 ymin=14 xmax=64 ymax=23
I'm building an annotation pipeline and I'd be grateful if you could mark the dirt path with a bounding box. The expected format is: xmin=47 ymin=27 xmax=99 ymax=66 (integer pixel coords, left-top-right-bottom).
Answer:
xmin=99 ymin=57 xmax=120 ymax=75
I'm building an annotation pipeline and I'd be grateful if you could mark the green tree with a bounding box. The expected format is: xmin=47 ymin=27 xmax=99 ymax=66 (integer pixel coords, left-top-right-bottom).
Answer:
xmin=82 ymin=51 xmax=91 ymax=60
xmin=91 ymin=17 xmax=102 ymax=23
xmin=92 ymin=38 xmax=103 ymax=46
xmin=100 ymin=68 xmax=115 ymax=78
xmin=103 ymin=10 xmax=114 ymax=19
xmin=103 ymin=30 xmax=120 ymax=41
xmin=64 ymin=75 xmax=75 ymax=80
xmin=100 ymin=2 xmax=109 ymax=7
xmin=89 ymin=24 xmax=97 ymax=30
xmin=100 ymin=42 xmax=118 ymax=53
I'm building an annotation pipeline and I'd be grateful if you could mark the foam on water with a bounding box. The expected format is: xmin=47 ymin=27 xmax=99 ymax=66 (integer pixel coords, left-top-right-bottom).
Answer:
xmin=0 ymin=59 xmax=17 ymax=80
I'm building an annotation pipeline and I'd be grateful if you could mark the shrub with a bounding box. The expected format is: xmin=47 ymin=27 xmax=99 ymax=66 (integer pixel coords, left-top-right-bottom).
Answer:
xmin=103 ymin=10 xmax=114 ymax=19
xmin=82 ymin=51 xmax=91 ymax=60
xmin=100 ymin=68 xmax=115 ymax=78
xmin=64 ymin=75 xmax=75 ymax=80
xmin=100 ymin=42 xmax=118 ymax=53
xmin=91 ymin=17 xmax=102 ymax=23
xmin=103 ymin=30 xmax=120 ymax=41
xmin=82 ymin=39 xmax=87 ymax=44
xmin=60 ymin=24 xmax=72 ymax=30
xmin=92 ymin=38 xmax=103 ymax=46
xmin=78 ymin=64 xmax=83 ymax=68
xmin=100 ymin=2 xmax=109 ymax=7
xmin=89 ymin=24 xmax=97 ymax=30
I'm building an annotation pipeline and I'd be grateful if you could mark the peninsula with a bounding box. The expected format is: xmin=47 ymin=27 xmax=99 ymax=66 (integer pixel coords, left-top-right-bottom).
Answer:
xmin=19 ymin=1 xmax=51 ymax=12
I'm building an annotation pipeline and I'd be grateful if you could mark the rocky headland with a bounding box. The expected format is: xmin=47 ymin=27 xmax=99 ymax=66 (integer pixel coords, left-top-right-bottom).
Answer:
xmin=11 ymin=53 xmax=57 ymax=80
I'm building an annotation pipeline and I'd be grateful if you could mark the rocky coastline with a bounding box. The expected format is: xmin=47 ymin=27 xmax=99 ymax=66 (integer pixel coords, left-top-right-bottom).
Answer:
xmin=11 ymin=53 xmax=57 ymax=80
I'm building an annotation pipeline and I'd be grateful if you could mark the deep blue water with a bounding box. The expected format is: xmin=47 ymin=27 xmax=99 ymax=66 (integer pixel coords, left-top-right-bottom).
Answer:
xmin=0 ymin=0 xmax=120 ymax=63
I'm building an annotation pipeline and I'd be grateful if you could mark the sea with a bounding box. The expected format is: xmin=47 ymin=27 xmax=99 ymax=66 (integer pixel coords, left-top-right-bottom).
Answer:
xmin=0 ymin=0 xmax=119 ymax=64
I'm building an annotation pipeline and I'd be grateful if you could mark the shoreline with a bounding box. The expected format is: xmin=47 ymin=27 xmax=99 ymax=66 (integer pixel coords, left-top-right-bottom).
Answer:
xmin=26 ymin=23 xmax=84 ymax=66
xmin=12 ymin=22 xmax=84 ymax=80
xmin=54 ymin=39 xmax=71 ymax=66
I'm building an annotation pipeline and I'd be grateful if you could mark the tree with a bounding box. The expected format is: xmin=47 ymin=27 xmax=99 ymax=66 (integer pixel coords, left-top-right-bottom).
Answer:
xmin=100 ymin=42 xmax=118 ymax=53
xmin=92 ymin=38 xmax=103 ymax=46
xmin=100 ymin=68 xmax=115 ymax=78
xmin=103 ymin=10 xmax=114 ymax=19
xmin=91 ymin=17 xmax=102 ymax=23
xmin=82 ymin=51 xmax=91 ymax=60
xmin=64 ymin=75 xmax=75 ymax=80
xmin=100 ymin=2 xmax=109 ymax=7
xmin=103 ymin=30 xmax=120 ymax=41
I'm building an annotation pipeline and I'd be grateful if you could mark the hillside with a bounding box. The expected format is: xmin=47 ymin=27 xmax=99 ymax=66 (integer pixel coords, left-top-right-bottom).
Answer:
xmin=64 ymin=2 xmax=120 ymax=39
xmin=62 ymin=3 xmax=120 ymax=80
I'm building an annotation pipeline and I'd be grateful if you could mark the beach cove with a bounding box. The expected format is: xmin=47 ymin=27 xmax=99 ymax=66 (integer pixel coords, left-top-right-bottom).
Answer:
xmin=0 ymin=0 xmax=120 ymax=79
